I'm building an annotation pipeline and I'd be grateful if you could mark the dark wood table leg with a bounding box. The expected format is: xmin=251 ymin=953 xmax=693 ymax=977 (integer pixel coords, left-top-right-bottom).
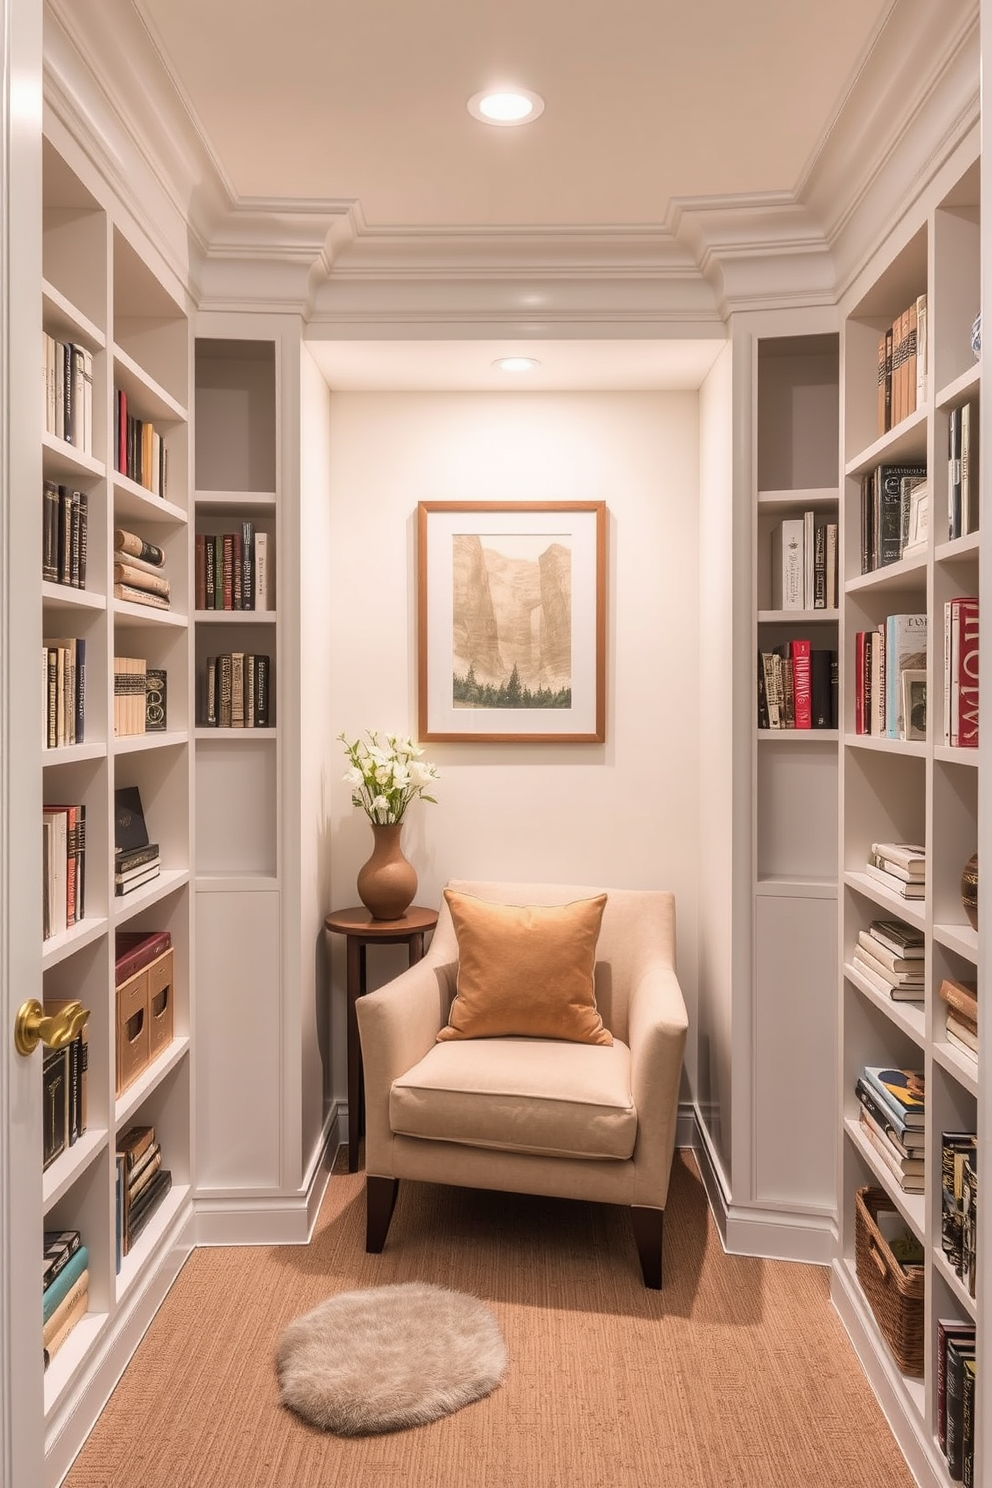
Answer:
xmin=346 ymin=936 xmax=363 ymax=1172
xmin=408 ymin=931 xmax=426 ymax=966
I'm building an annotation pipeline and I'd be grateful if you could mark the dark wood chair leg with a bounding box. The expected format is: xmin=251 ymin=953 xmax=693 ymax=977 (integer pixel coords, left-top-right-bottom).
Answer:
xmin=631 ymin=1205 xmax=664 ymax=1289
xmin=366 ymin=1176 xmax=400 ymax=1253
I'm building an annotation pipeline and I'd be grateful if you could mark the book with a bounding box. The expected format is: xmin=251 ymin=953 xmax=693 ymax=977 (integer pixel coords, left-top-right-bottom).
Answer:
xmin=864 ymin=860 xmax=925 ymax=898
xmin=849 ymin=951 xmax=924 ymax=1002
xmin=115 ymin=842 xmax=160 ymax=875
xmin=936 ymin=1320 xmax=976 ymax=1453
xmin=43 ymin=1267 xmax=89 ymax=1347
xmin=855 ymin=1078 xmax=925 ymax=1151
xmin=945 ymin=1336 xmax=977 ymax=1479
xmin=940 ymin=1132 xmax=976 ymax=1274
xmin=42 ymin=1045 xmax=70 ymax=1170
xmin=867 ymin=920 xmax=924 ymax=958
xmin=948 ymin=404 xmax=963 ymax=539
xmin=856 ymin=928 xmax=923 ymax=975
xmin=116 ymin=1123 xmax=156 ymax=1173
xmin=114 ymin=785 xmax=149 ymax=853
xmin=125 ymin=1167 xmax=173 ymax=1253
xmin=114 ymin=528 xmax=165 ymax=566
xmin=43 ymin=1229 xmax=82 ymax=1291
xmin=851 ymin=942 xmax=923 ymax=985
xmin=114 ymin=854 xmax=161 ymax=885
xmin=771 ymin=518 xmax=804 ymax=609
xmin=961 ymin=1145 xmax=978 ymax=1299
xmin=960 ymin=398 xmax=979 ymax=537
xmin=883 ymin=614 xmax=927 ymax=738
xmin=945 ymin=596 xmax=979 ymax=748
xmin=254 ymin=530 xmax=272 ymax=610
xmin=115 ymin=929 xmax=172 ymax=985
xmin=945 ymin=1016 xmax=977 ymax=1055
xmin=145 ymin=668 xmax=167 ymax=731
xmin=43 ymin=1285 xmax=88 ymax=1367
xmin=809 ymin=648 xmax=837 ymax=728
xmin=939 ymin=976 xmax=978 ymax=1024
xmin=862 ymin=1066 xmax=925 ymax=1128
xmin=113 ymin=581 xmax=171 ymax=610
xmin=857 ymin=1110 xmax=925 ymax=1187
xmin=962 ymin=1357 xmax=976 ymax=1487
xmin=790 ymin=638 xmax=811 ymax=728
xmin=115 ymin=862 xmax=161 ymax=896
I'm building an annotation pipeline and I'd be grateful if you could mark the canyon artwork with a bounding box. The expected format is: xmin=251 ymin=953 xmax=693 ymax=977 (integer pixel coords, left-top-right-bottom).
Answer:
xmin=451 ymin=532 xmax=572 ymax=709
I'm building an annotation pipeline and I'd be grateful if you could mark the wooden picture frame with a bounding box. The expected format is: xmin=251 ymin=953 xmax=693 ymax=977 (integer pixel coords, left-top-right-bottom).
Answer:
xmin=417 ymin=500 xmax=606 ymax=743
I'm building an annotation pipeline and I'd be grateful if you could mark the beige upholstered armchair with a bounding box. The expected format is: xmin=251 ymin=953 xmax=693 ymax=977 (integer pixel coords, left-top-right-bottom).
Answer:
xmin=355 ymin=879 xmax=688 ymax=1288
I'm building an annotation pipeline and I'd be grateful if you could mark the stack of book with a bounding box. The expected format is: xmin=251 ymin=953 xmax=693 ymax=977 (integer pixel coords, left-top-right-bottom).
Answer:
xmin=42 ymin=481 xmax=88 ymax=589
xmin=194 ymin=524 xmax=271 ymax=611
xmin=865 ymin=841 xmax=926 ymax=900
xmin=43 ymin=1229 xmax=88 ymax=1370
xmin=114 ymin=785 xmax=160 ymax=897
xmin=113 ymin=527 xmax=170 ymax=611
xmin=851 ymin=919 xmax=925 ymax=1001
xmin=115 ymin=927 xmax=172 ymax=984
xmin=769 ymin=512 xmax=838 ymax=611
xmin=855 ymin=1064 xmax=926 ymax=1192
xmin=43 ymin=634 xmax=86 ymax=748
xmin=42 ymin=801 xmax=85 ymax=937
xmin=941 ymin=1131 xmax=979 ymax=1299
xmin=114 ymin=389 xmax=168 ymax=497
xmin=756 ymin=645 xmax=837 ymax=729
xmin=44 ymin=337 xmax=94 ymax=453
xmin=937 ymin=1319 xmax=977 ymax=1484
xmin=859 ymin=464 xmax=927 ymax=573
xmin=876 ymin=295 xmax=926 ymax=437
xmin=115 ymin=1125 xmax=172 ymax=1267
xmin=201 ymin=652 xmax=271 ymax=728
xmin=939 ymin=976 xmax=978 ymax=1063
xmin=854 ymin=615 xmax=928 ymax=738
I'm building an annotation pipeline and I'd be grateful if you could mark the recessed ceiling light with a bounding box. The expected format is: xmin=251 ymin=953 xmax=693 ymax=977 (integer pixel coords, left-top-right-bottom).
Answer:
xmin=468 ymin=88 xmax=545 ymax=126
xmin=493 ymin=357 xmax=541 ymax=373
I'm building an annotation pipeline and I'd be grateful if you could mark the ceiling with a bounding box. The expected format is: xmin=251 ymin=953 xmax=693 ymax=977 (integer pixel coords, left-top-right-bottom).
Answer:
xmin=130 ymin=0 xmax=896 ymax=388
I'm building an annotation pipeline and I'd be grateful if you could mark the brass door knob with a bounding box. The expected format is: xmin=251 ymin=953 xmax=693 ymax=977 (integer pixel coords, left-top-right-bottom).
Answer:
xmin=14 ymin=999 xmax=89 ymax=1056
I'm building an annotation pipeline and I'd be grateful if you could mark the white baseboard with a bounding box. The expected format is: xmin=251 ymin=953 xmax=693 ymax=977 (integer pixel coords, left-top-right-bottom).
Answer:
xmin=46 ymin=1199 xmax=195 ymax=1488
xmin=689 ymin=1107 xmax=837 ymax=1266
xmin=194 ymin=1108 xmax=338 ymax=1246
xmin=831 ymin=1258 xmax=943 ymax=1488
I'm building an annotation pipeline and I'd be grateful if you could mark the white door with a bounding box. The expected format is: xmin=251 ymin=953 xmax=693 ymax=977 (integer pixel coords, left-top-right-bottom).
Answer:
xmin=1 ymin=1 xmax=47 ymax=1482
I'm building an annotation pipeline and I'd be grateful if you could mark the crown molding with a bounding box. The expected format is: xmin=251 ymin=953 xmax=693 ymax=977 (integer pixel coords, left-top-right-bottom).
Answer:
xmin=41 ymin=0 xmax=981 ymax=330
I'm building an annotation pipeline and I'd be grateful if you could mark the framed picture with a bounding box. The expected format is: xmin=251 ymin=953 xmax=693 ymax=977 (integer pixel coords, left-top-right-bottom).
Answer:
xmin=901 ymin=480 xmax=930 ymax=556
xmin=417 ymin=501 xmax=606 ymax=743
xmin=901 ymin=668 xmax=927 ymax=741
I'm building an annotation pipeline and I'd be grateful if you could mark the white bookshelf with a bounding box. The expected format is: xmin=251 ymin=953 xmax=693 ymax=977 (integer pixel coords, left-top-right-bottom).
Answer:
xmin=833 ymin=140 xmax=988 ymax=1488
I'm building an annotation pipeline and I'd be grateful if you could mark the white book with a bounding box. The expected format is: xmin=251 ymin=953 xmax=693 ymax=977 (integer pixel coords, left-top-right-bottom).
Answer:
xmin=852 ymin=943 xmax=923 ymax=986
xmin=864 ymin=861 xmax=926 ymax=898
xmin=771 ymin=518 xmax=803 ymax=610
xmin=42 ymin=808 xmax=68 ymax=937
xmin=825 ymin=523 xmax=838 ymax=609
xmin=803 ymin=509 xmax=816 ymax=610
xmin=253 ymin=531 xmax=273 ymax=611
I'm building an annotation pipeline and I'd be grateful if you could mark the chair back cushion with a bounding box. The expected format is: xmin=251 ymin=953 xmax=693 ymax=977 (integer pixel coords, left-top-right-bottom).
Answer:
xmin=437 ymin=888 xmax=611 ymax=1045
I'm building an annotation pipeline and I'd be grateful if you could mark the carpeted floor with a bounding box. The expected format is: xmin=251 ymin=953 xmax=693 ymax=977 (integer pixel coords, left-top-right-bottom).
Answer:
xmin=63 ymin=1150 xmax=915 ymax=1488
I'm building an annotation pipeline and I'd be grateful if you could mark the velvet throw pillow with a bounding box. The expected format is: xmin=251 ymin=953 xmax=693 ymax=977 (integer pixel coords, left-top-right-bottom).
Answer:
xmin=437 ymin=890 xmax=612 ymax=1045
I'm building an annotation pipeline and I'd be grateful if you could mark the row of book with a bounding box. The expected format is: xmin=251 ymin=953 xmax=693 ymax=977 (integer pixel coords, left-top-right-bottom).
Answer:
xmin=937 ymin=1319 xmax=976 ymax=1485
xmin=947 ymin=399 xmax=978 ymax=542
xmin=42 ymin=1003 xmax=89 ymax=1170
xmin=115 ymin=1124 xmax=172 ymax=1267
xmin=756 ymin=644 xmax=837 ymax=730
xmin=876 ymin=294 xmax=926 ymax=437
xmin=865 ymin=840 xmax=926 ymax=902
xmin=201 ymin=653 xmax=272 ymax=728
xmin=855 ymin=1063 xmax=925 ymax=1193
xmin=941 ymin=1130 xmax=978 ymax=1300
xmin=769 ymin=513 xmax=838 ymax=611
xmin=195 ymin=526 xmax=273 ymax=611
xmin=859 ymin=463 xmax=927 ymax=573
xmin=114 ymin=388 xmax=168 ymax=498
xmin=42 ymin=481 xmax=89 ymax=589
xmin=43 ymin=1229 xmax=88 ymax=1371
xmin=43 ymin=802 xmax=86 ymax=938
xmin=854 ymin=613 xmax=927 ymax=739
xmin=114 ymin=657 xmax=167 ymax=737
xmin=44 ymin=634 xmax=86 ymax=748
xmin=113 ymin=526 xmax=172 ymax=611
xmin=114 ymin=785 xmax=160 ymax=896
xmin=942 ymin=596 xmax=979 ymax=748
xmin=940 ymin=975 xmax=978 ymax=1065
xmin=850 ymin=916 xmax=924 ymax=1003
xmin=43 ymin=335 xmax=94 ymax=455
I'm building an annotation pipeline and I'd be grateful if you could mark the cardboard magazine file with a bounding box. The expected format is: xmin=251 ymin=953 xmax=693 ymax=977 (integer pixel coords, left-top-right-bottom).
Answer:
xmin=146 ymin=948 xmax=174 ymax=1063
xmin=116 ymin=967 xmax=149 ymax=1096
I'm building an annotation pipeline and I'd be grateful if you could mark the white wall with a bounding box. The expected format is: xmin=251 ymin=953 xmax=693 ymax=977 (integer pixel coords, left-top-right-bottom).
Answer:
xmin=325 ymin=388 xmax=702 ymax=1105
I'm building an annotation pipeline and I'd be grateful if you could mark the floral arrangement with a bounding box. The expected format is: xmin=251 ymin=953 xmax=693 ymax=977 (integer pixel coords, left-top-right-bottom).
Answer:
xmin=339 ymin=730 xmax=440 ymax=824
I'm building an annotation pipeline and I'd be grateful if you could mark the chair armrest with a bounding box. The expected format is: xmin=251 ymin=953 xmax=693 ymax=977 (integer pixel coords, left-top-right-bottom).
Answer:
xmin=627 ymin=963 xmax=689 ymax=1206
xmin=356 ymin=954 xmax=456 ymax=1172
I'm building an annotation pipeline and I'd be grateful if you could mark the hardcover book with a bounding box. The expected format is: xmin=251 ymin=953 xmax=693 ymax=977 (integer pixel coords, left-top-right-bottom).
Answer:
xmin=114 ymin=785 xmax=149 ymax=853
xmin=862 ymin=1066 xmax=925 ymax=1128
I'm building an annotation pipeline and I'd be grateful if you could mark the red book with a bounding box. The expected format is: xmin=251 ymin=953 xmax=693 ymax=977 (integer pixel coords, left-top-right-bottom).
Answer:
xmin=951 ymin=597 xmax=979 ymax=747
xmin=115 ymin=929 xmax=172 ymax=987
xmin=791 ymin=638 xmax=812 ymax=728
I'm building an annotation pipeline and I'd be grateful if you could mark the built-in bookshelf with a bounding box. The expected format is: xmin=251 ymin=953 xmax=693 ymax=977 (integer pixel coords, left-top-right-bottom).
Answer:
xmin=750 ymin=332 xmax=840 ymax=1225
xmin=38 ymin=134 xmax=194 ymax=1479
xmin=833 ymin=142 xmax=987 ymax=1488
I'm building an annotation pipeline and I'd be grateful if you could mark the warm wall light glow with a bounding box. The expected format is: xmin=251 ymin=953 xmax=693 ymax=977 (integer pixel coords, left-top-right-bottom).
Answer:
xmin=493 ymin=357 xmax=541 ymax=373
xmin=468 ymin=89 xmax=545 ymax=126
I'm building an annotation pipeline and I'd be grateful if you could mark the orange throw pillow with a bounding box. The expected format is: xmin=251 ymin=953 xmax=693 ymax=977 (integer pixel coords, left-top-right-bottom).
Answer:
xmin=437 ymin=890 xmax=611 ymax=1045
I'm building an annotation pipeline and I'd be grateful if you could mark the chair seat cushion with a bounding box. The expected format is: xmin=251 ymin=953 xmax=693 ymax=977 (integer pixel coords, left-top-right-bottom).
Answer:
xmin=389 ymin=1037 xmax=636 ymax=1161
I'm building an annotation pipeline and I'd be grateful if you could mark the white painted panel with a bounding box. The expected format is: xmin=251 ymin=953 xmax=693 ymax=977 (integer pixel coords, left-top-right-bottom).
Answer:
xmin=754 ymin=892 xmax=836 ymax=1208
xmin=195 ymin=889 xmax=282 ymax=1189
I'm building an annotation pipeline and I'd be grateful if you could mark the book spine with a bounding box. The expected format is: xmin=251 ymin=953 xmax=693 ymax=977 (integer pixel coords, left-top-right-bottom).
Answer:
xmin=791 ymin=639 xmax=812 ymax=729
xmin=771 ymin=519 xmax=804 ymax=609
xmin=955 ymin=598 xmax=979 ymax=748
xmin=114 ymin=930 xmax=172 ymax=986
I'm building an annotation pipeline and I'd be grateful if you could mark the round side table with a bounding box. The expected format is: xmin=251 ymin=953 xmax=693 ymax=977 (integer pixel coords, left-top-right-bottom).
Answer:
xmin=324 ymin=904 xmax=439 ymax=1172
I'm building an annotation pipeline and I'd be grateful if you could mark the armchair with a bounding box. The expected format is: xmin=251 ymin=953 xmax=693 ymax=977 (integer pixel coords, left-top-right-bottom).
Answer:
xmin=355 ymin=879 xmax=688 ymax=1288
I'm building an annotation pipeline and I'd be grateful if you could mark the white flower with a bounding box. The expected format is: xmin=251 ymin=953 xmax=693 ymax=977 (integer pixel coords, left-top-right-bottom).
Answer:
xmin=408 ymin=761 xmax=435 ymax=787
xmin=344 ymin=767 xmax=364 ymax=787
xmin=338 ymin=729 xmax=440 ymax=824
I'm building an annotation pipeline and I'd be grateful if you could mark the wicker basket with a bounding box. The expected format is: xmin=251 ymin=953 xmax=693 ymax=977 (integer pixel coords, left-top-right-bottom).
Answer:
xmin=855 ymin=1186 xmax=925 ymax=1376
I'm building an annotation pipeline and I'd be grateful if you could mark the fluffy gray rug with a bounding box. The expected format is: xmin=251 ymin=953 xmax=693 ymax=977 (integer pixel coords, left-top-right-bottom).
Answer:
xmin=276 ymin=1281 xmax=508 ymax=1436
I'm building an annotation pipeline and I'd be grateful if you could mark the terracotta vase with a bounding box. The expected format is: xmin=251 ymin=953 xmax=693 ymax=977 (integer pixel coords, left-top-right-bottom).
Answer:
xmin=961 ymin=851 xmax=978 ymax=930
xmin=357 ymin=821 xmax=417 ymax=921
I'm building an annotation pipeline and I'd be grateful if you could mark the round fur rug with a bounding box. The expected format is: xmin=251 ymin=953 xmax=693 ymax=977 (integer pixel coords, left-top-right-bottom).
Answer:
xmin=276 ymin=1282 xmax=508 ymax=1436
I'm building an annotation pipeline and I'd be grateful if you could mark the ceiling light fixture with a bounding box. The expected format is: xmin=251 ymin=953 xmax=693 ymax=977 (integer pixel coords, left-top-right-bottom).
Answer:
xmin=493 ymin=357 xmax=541 ymax=373
xmin=468 ymin=88 xmax=545 ymax=126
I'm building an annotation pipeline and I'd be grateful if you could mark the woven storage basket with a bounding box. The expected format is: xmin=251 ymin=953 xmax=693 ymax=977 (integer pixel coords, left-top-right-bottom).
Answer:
xmin=855 ymin=1186 xmax=925 ymax=1376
